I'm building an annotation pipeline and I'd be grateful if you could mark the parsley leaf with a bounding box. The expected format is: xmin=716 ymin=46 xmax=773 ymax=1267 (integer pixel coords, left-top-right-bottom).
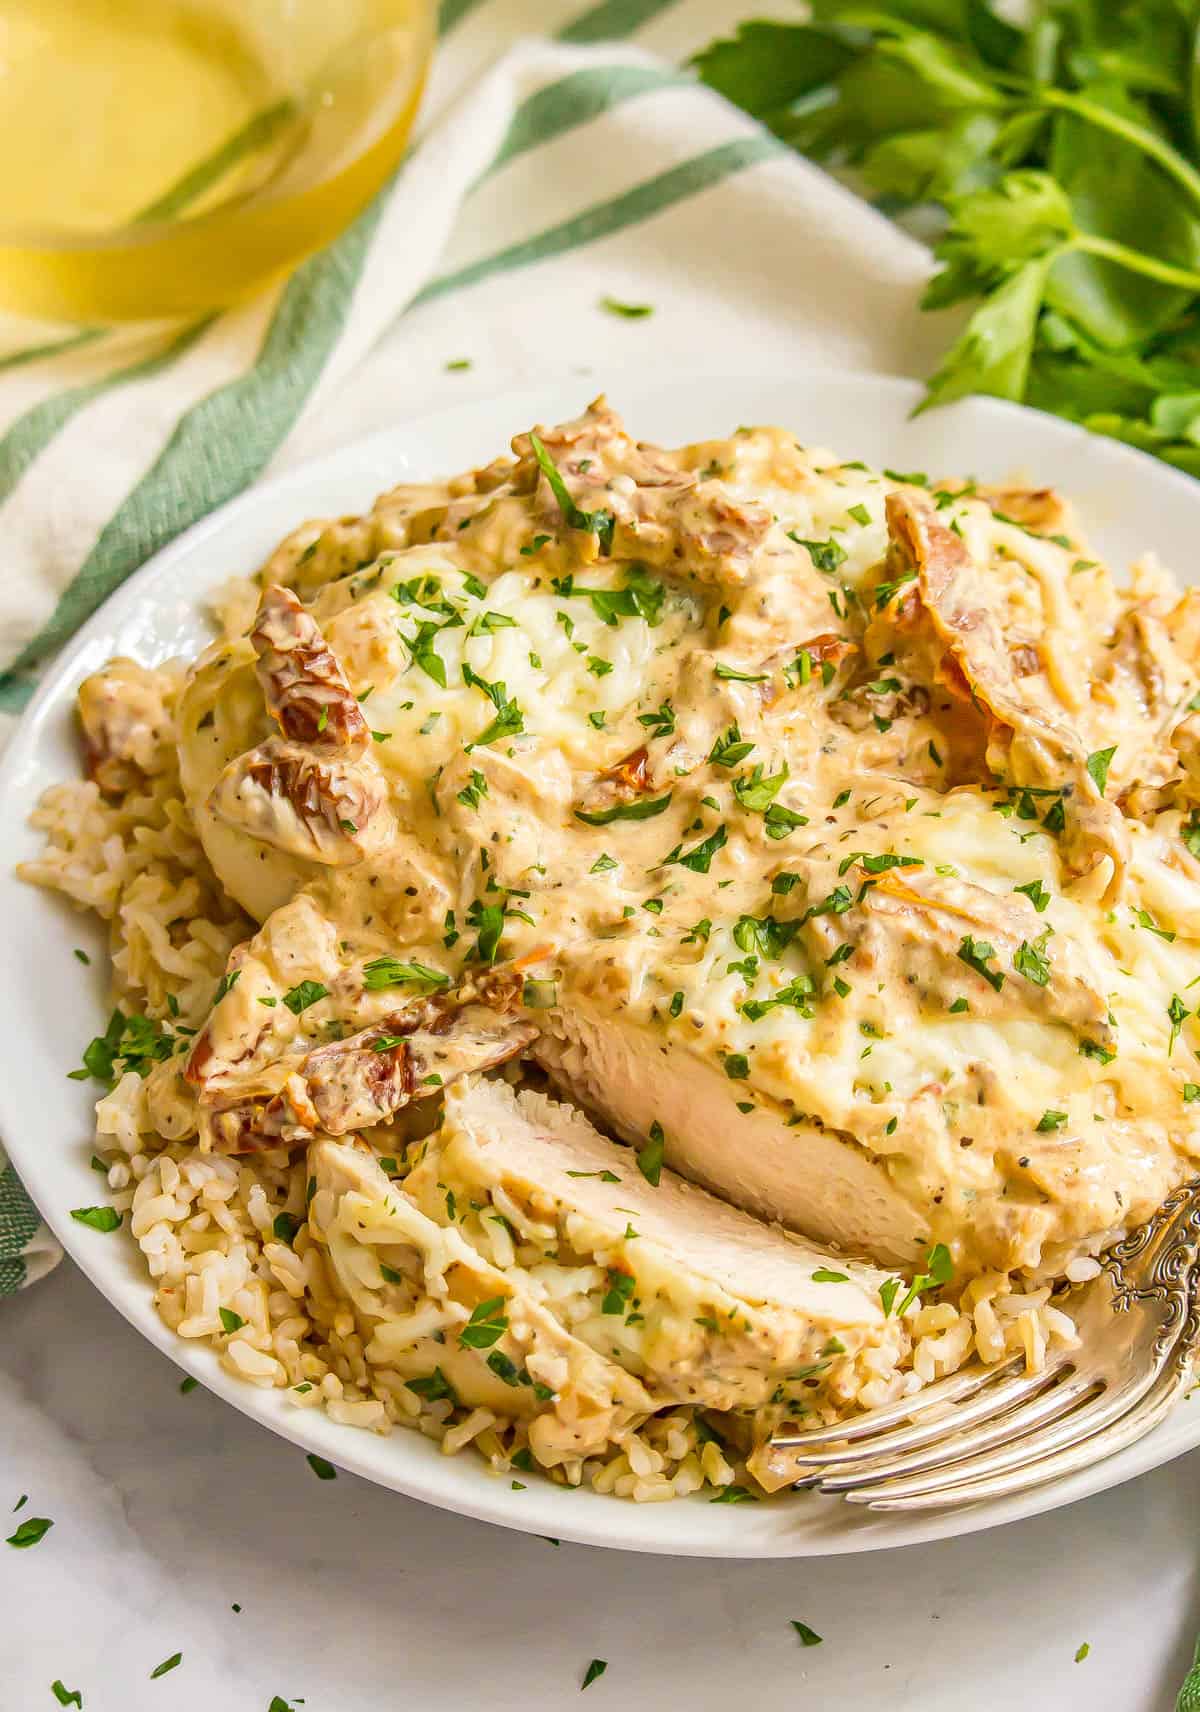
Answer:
xmin=529 ymin=432 xmax=614 ymax=553
xmin=362 ymin=957 xmax=450 ymax=993
xmin=637 ymin=1121 xmax=665 ymax=1187
xmin=1086 ymin=745 xmax=1117 ymax=796
xmin=575 ymin=793 xmax=673 ymax=826
xmin=957 ymin=935 xmax=1004 ymax=992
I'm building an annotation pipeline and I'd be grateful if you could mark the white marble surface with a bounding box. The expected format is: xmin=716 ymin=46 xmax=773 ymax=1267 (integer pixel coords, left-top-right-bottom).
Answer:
xmin=2 ymin=1261 xmax=1197 ymax=1710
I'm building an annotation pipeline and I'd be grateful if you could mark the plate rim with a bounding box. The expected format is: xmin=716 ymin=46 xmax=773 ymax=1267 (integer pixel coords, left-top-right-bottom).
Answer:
xmin=5 ymin=366 xmax=1200 ymax=1559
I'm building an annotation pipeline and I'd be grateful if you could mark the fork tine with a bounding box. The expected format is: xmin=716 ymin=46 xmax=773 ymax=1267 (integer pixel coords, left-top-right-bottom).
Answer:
xmin=817 ymin=1372 xmax=1097 ymax=1492
xmin=847 ymin=1357 xmax=1167 ymax=1507
xmin=768 ymin=1351 xmax=1025 ymax=1450
xmin=857 ymin=1379 xmax=1182 ymax=1511
xmin=780 ymin=1361 xmax=1066 ymax=1471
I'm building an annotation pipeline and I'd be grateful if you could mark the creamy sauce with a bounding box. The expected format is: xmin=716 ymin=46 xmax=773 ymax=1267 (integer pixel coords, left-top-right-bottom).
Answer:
xmin=97 ymin=397 xmax=1200 ymax=1280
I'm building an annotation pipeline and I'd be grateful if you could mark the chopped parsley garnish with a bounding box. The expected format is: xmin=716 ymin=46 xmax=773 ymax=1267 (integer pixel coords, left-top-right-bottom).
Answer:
xmin=733 ymin=914 xmax=797 ymax=960
xmin=812 ymin=1268 xmax=849 ymax=1283
xmin=51 ymin=1683 xmax=82 ymax=1707
xmin=457 ymin=769 xmax=489 ymax=810
xmin=7 ymin=1515 xmax=52 ymax=1547
xmin=600 ymin=1269 xmax=635 ymax=1315
xmin=458 ymin=1296 xmax=509 ymax=1349
xmin=575 ymin=793 xmax=673 ymax=827
xmin=462 ymin=662 xmax=524 ymax=747
xmin=709 ymin=723 xmax=754 ymax=767
xmin=529 ymin=432 xmax=614 ymax=553
xmin=587 ymin=656 xmax=613 ymax=677
xmin=70 ymin=1205 xmax=121 ymax=1233
xmin=282 ymin=980 xmax=329 ymax=1015
xmin=407 ymin=1368 xmax=457 ymax=1403
xmin=714 ymin=662 xmax=768 ymax=682
xmin=791 ymin=1621 xmax=823 ymax=1647
xmin=70 ymin=1008 xmax=177 ymax=1085
xmin=1133 ymin=908 xmax=1175 ymax=942
xmin=710 ymin=1485 xmax=759 ymax=1503
xmin=957 ymin=935 xmax=1004 ymax=992
xmin=399 ymin=618 xmax=449 ymax=688
xmin=638 ymin=701 xmax=676 ymax=738
xmin=889 ymin=1243 xmax=955 ymax=1318
xmin=467 ymin=899 xmax=507 ymax=964
xmin=637 ymin=1121 xmax=665 ymax=1187
xmin=1086 ymin=746 xmax=1117 ymax=796
xmin=1187 ymin=1085 xmax=1200 ymax=1103
xmin=788 ymin=534 xmax=847 ymax=573
xmin=873 ymin=568 xmax=917 ymax=609
xmin=1014 ymin=879 xmax=1051 ymax=912
xmin=150 ymin=1653 xmax=183 ymax=1679
xmin=180 ymin=1376 xmax=199 ymax=1394
xmin=582 ymin=1659 xmax=609 ymax=1690
xmin=801 ymin=885 xmax=853 ymax=924
xmin=1079 ymin=1038 xmax=1116 ymax=1065
xmin=1037 ymin=1110 xmax=1068 ymax=1132
xmin=1168 ymin=994 xmax=1191 ymax=1054
xmin=600 ymin=293 xmax=653 ymax=318
xmin=272 ymin=1213 xmax=302 ymax=1244
xmin=723 ymin=1053 xmax=750 ymax=1081
xmin=837 ymin=850 xmax=922 ymax=877
xmin=666 ymin=823 xmax=728 ymax=875
xmin=218 ymin=1307 xmax=245 ymax=1334
xmin=1013 ymin=933 xmax=1052 ymax=987
xmin=590 ymin=852 xmax=618 ymax=872
xmin=362 ymin=957 xmax=450 ymax=992
xmin=306 ymin=1454 xmax=337 ymax=1481
xmin=847 ymin=503 xmax=871 ymax=526
xmin=733 ymin=763 xmax=787 ymax=813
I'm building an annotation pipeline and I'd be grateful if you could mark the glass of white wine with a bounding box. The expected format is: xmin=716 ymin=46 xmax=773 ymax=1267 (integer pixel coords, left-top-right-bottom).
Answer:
xmin=0 ymin=0 xmax=436 ymax=322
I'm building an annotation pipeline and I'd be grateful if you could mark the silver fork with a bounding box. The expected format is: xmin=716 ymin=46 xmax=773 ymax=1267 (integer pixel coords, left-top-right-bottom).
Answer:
xmin=765 ymin=1179 xmax=1200 ymax=1511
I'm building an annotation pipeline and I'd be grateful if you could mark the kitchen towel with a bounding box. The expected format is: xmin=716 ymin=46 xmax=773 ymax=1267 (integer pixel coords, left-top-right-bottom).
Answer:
xmin=0 ymin=0 xmax=944 ymax=1289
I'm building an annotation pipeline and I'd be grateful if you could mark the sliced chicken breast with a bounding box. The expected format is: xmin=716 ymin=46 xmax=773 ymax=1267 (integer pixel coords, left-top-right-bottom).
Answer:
xmin=533 ymin=1005 xmax=931 ymax=1268
xmin=308 ymin=1138 xmax=655 ymax=1468
xmin=404 ymin=1078 xmax=912 ymax=1419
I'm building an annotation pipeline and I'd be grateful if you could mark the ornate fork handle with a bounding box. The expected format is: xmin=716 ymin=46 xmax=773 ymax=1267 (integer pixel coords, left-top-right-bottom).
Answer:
xmin=1103 ymin=1177 xmax=1200 ymax=1358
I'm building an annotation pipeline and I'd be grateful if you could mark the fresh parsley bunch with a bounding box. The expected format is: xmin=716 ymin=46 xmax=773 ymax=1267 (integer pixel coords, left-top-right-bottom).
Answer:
xmin=695 ymin=2 xmax=1200 ymax=475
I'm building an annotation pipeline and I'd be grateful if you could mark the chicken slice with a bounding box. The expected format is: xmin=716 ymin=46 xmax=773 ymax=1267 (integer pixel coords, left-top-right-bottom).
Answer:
xmin=308 ymin=1139 xmax=656 ymax=1467
xmin=533 ymin=1004 xmax=930 ymax=1269
xmin=407 ymin=1079 xmax=909 ymax=1420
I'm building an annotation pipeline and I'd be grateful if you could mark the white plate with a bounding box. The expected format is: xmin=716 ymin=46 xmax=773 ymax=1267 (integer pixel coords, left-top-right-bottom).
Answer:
xmin=4 ymin=370 xmax=1199 ymax=1560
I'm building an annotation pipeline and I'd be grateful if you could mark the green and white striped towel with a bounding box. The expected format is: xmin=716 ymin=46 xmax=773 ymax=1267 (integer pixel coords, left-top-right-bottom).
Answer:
xmin=0 ymin=0 xmax=944 ymax=1291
